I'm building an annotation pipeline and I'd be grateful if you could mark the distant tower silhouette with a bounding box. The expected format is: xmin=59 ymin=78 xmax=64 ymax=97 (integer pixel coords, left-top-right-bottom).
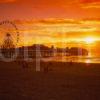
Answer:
xmin=1 ymin=33 xmax=15 ymax=58
xmin=51 ymin=45 xmax=55 ymax=56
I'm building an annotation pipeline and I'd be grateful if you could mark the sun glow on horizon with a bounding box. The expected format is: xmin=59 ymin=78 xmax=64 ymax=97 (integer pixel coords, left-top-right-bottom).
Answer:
xmin=84 ymin=37 xmax=96 ymax=44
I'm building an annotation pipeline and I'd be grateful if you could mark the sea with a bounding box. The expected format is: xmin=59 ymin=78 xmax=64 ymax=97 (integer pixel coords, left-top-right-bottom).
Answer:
xmin=41 ymin=56 xmax=100 ymax=64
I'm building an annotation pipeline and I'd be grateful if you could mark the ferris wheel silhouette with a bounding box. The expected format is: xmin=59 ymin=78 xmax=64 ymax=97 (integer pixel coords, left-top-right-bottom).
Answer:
xmin=0 ymin=20 xmax=20 ymax=59
xmin=0 ymin=20 xmax=19 ymax=47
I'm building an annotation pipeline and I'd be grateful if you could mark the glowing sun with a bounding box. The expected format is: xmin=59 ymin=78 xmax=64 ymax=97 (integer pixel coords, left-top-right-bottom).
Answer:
xmin=84 ymin=37 xmax=95 ymax=44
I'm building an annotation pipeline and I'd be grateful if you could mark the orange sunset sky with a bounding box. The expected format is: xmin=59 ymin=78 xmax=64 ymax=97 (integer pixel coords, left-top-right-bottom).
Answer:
xmin=0 ymin=0 xmax=100 ymax=56
xmin=0 ymin=0 xmax=100 ymax=19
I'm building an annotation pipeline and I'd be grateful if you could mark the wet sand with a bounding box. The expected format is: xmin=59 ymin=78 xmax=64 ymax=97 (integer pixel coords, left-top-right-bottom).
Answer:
xmin=0 ymin=61 xmax=100 ymax=100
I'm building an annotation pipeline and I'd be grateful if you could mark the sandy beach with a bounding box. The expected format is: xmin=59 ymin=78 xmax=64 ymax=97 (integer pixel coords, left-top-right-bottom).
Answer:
xmin=0 ymin=61 xmax=100 ymax=100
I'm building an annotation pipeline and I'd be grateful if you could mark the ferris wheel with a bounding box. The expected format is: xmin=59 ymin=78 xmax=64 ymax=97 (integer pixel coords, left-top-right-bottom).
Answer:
xmin=0 ymin=20 xmax=19 ymax=48
xmin=0 ymin=20 xmax=20 ymax=59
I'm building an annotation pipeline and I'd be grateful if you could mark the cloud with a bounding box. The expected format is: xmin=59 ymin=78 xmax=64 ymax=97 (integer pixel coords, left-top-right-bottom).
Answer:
xmin=14 ymin=19 xmax=82 ymax=25
xmin=81 ymin=2 xmax=100 ymax=9
xmin=14 ymin=19 xmax=100 ymax=40
xmin=80 ymin=0 xmax=100 ymax=4
xmin=80 ymin=0 xmax=100 ymax=9
xmin=0 ymin=0 xmax=16 ymax=3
